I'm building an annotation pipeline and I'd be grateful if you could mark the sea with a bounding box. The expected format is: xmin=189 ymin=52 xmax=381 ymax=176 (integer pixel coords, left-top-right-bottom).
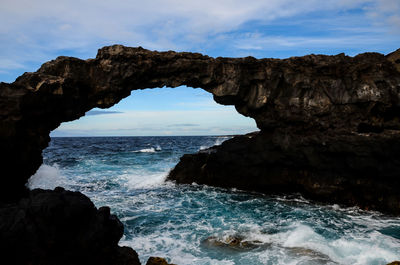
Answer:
xmin=27 ymin=136 xmax=400 ymax=265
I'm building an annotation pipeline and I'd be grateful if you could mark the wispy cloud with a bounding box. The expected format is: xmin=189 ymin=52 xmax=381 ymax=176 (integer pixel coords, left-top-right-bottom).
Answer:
xmin=1 ymin=0 xmax=399 ymax=80
xmin=365 ymin=0 xmax=400 ymax=33
xmin=85 ymin=110 xmax=123 ymax=116
xmin=52 ymin=108 xmax=257 ymax=136
xmin=234 ymin=34 xmax=385 ymax=53
xmin=168 ymin=123 xmax=199 ymax=127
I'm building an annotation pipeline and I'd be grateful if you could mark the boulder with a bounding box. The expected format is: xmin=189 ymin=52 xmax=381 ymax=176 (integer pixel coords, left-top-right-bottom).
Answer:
xmin=0 ymin=187 xmax=140 ymax=265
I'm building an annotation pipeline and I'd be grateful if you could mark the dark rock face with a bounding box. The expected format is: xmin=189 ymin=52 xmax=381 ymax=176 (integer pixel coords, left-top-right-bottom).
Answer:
xmin=1 ymin=45 xmax=400 ymax=203
xmin=202 ymin=235 xmax=263 ymax=250
xmin=0 ymin=187 xmax=140 ymax=265
xmin=169 ymin=131 xmax=400 ymax=214
xmin=0 ymin=45 xmax=400 ymax=263
xmin=146 ymin=257 xmax=176 ymax=265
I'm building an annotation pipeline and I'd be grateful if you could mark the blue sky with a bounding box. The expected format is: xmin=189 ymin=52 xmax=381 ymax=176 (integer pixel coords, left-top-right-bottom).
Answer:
xmin=1 ymin=0 xmax=400 ymax=136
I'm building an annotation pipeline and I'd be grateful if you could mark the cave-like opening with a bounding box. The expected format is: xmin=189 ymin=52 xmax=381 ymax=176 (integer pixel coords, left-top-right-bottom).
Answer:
xmin=50 ymin=86 xmax=258 ymax=137
xmin=26 ymin=85 xmax=258 ymax=264
xmin=28 ymin=85 xmax=258 ymax=190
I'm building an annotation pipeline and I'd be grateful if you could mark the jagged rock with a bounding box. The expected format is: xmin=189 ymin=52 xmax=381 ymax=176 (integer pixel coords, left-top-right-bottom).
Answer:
xmin=146 ymin=257 xmax=176 ymax=265
xmin=0 ymin=45 xmax=400 ymax=215
xmin=0 ymin=187 xmax=140 ymax=265
xmin=168 ymin=131 xmax=400 ymax=214
xmin=202 ymin=235 xmax=262 ymax=250
xmin=202 ymin=234 xmax=333 ymax=263
xmin=286 ymin=247 xmax=333 ymax=264
xmin=387 ymin=48 xmax=400 ymax=72
xmin=1 ymin=45 xmax=400 ymax=203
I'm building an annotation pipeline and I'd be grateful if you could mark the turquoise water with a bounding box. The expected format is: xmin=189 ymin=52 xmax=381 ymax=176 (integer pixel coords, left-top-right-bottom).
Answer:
xmin=28 ymin=136 xmax=400 ymax=265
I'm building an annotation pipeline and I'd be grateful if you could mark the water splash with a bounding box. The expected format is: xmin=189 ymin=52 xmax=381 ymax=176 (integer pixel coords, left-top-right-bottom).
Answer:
xmin=28 ymin=136 xmax=400 ymax=265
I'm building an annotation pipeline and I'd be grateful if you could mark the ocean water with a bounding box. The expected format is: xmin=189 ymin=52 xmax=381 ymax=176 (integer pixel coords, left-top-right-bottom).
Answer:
xmin=28 ymin=136 xmax=400 ymax=265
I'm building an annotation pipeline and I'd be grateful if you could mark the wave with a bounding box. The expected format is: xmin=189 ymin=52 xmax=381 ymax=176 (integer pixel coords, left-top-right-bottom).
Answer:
xmin=132 ymin=145 xmax=162 ymax=153
xmin=27 ymin=164 xmax=66 ymax=190
xmin=125 ymin=171 xmax=170 ymax=189
xmin=132 ymin=147 xmax=156 ymax=153
xmin=199 ymin=136 xmax=232 ymax=151
xmin=217 ymin=222 xmax=400 ymax=265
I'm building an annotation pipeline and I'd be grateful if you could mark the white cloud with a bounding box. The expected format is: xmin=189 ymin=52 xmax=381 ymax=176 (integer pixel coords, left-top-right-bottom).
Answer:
xmin=366 ymin=0 xmax=400 ymax=32
xmin=234 ymin=34 xmax=384 ymax=53
xmin=0 ymin=1 xmax=389 ymax=51
xmin=0 ymin=0 xmax=399 ymax=76
xmin=51 ymin=108 xmax=257 ymax=136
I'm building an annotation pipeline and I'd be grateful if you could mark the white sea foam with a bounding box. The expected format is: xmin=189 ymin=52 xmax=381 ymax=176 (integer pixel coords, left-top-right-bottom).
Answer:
xmin=199 ymin=136 xmax=232 ymax=151
xmin=132 ymin=145 xmax=162 ymax=153
xmin=125 ymin=171 xmax=169 ymax=189
xmin=132 ymin=147 xmax=156 ymax=153
xmin=27 ymin=164 xmax=66 ymax=190
xmin=231 ymin=222 xmax=400 ymax=265
xmin=38 ymin=137 xmax=400 ymax=265
xmin=121 ymin=231 xmax=236 ymax=265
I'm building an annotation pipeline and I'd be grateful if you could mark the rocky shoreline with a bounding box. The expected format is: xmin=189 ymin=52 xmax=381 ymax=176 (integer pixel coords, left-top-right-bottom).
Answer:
xmin=1 ymin=45 xmax=400 ymax=263
xmin=168 ymin=130 xmax=400 ymax=214
xmin=0 ymin=187 xmax=141 ymax=265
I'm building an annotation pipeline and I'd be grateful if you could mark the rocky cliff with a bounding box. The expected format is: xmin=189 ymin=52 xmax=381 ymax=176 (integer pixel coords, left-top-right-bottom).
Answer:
xmin=1 ymin=45 xmax=399 ymax=203
xmin=0 ymin=187 xmax=140 ymax=265
xmin=1 ymin=45 xmax=400 ymax=263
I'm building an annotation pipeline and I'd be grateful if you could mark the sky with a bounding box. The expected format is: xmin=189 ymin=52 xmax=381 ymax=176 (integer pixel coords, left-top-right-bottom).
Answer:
xmin=1 ymin=0 xmax=400 ymax=136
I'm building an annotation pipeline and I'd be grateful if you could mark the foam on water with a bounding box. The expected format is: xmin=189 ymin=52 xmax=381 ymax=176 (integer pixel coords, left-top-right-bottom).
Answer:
xmin=27 ymin=136 xmax=400 ymax=265
xmin=125 ymin=171 xmax=169 ymax=189
xmin=27 ymin=164 xmax=66 ymax=189
xmin=199 ymin=136 xmax=231 ymax=150
xmin=132 ymin=147 xmax=157 ymax=153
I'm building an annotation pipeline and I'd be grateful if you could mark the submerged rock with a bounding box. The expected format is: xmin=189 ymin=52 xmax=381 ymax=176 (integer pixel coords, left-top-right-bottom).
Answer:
xmin=286 ymin=247 xmax=335 ymax=264
xmin=202 ymin=234 xmax=335 ymax=263
xmin=146 ymin=257 xmax=176 ymax=265
xmin=0 ymin=187 xmax=140 ymax=265
xmin=202 ymin=235 xmax=264 ymax=250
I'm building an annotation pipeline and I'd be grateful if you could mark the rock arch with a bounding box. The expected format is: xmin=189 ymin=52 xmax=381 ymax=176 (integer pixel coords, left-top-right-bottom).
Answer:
xmin=1 ymin=45 xmax=400 ymax=213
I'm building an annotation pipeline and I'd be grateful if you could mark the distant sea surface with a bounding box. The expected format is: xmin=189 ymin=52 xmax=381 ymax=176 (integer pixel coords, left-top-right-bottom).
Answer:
xmin=28 ymin=136 xmax=400 ymax=265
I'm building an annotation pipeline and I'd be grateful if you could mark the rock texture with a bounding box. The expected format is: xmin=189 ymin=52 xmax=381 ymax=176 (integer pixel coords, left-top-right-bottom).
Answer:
xmin=0 ymin=187 xmax=140 ymax=265
xmin=169 ymin=131 xmax=400 ymax=214
xmin=0 ymin=45 xmax=400 ymax=208
xmin=1 ymin=45 xmax=400 ymax=263
xmin=146 ymin=257 xmax=176 ymax=265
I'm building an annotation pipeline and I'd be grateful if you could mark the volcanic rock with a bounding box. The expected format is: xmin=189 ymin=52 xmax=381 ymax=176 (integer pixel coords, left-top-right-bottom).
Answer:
xmin=146 ymin=257 xmax=176 ymax=265
xmin=0 ymin=187 xmax=140 ymax=265
xmin=1 ymin=45 xmax=400 ymax=204
xmin=169 ymin=130 xmax=400 ymax=214
xmin=0 ymin=45 xmax=400 ymax=214
xmin=202 ymin=235 xmax=263 ymax=250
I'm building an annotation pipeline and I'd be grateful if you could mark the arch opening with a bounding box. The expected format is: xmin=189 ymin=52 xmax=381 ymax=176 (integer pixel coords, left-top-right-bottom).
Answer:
xmin=26 ymin=85 xmax=258 ymax=264
xmin=50 ymin=86 xmax=258 ymax=137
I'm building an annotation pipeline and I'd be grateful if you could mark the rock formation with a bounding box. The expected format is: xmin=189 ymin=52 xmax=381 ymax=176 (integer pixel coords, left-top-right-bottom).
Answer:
xmin=1 ymin=45 xmax=399 ymax=204
xmin=167 ymin=48 xmax=400 ymax=214
xmin=169 ymin=130 xmax=400 ymax=214
xmin=146 ymin=257 xmax=176 ymax=265
xmin=1 ymin=45 xmax=400 ymax=263
xmin=0 ymin=187 xmax=140 ymax=265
